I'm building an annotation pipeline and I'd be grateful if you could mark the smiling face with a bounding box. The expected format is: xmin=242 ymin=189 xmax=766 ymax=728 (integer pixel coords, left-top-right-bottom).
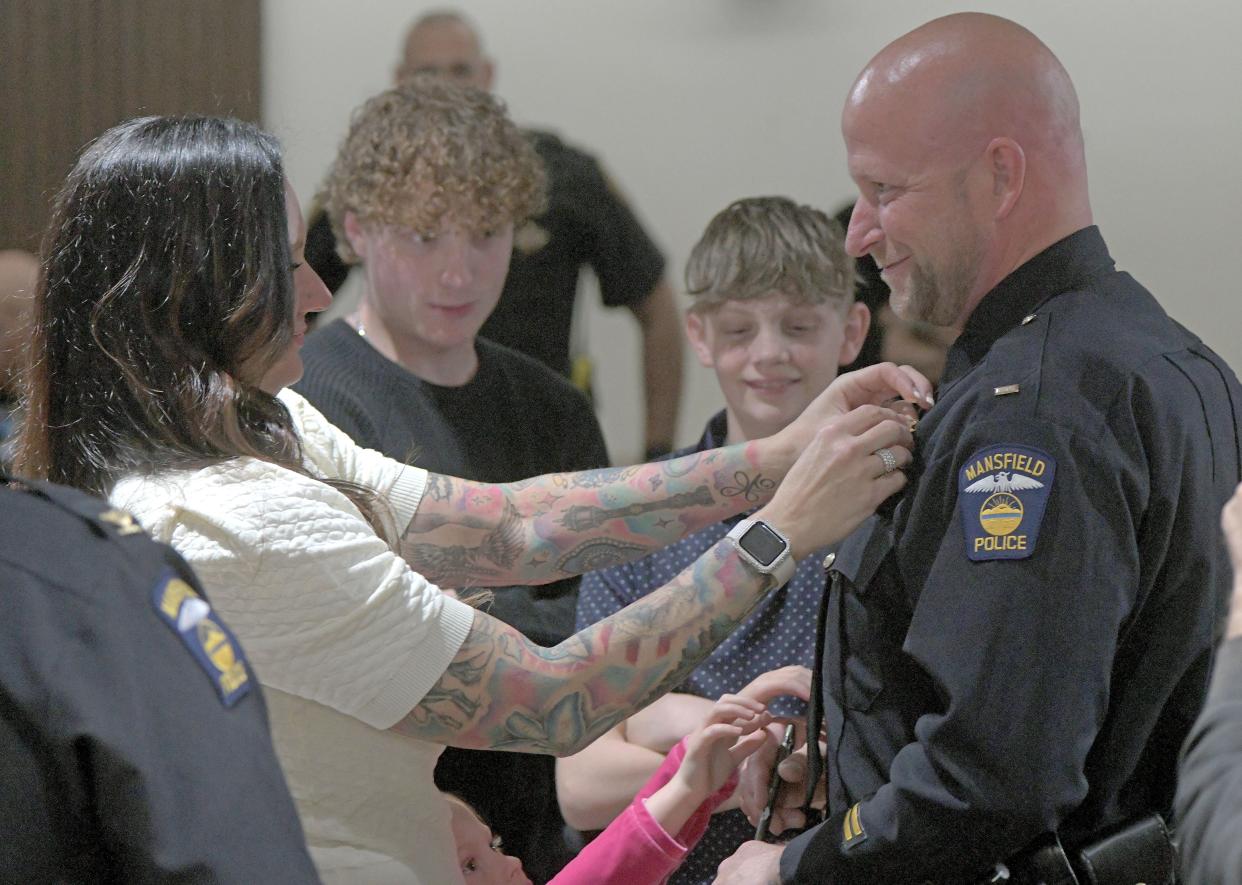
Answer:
xmin=258 ymin=182 xmax=332 ymax=394
xmin=447 ymin=798 xmax=531 ymax=885
xmin=837 ymin=19 xmax=1063 ymax=331
xmin=346 ymin=211 xmax=514 ymax=366
xmin=842 ymin=14 xmax=1093 ymax=331
xmin=842 ymin=110 xmax=991 ymax=329
xmin=686 ymin=292 xmax=867 ymax=444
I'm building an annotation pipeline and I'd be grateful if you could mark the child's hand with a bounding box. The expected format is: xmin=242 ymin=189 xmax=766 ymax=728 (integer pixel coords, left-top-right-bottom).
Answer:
xmin=673 ymin=695 xmax=773 ymax=801
xmin=738 ymin=665 xmax=812 ymax=705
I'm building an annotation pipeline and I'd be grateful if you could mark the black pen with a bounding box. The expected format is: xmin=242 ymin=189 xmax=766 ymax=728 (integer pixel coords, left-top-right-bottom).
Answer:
xmin=755 ymin=723 xmax=797 ymax=841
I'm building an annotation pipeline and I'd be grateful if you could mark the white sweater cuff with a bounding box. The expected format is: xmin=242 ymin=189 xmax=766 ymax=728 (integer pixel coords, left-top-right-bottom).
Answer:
xmin=354 ymin=592 xmax=476 ymax=730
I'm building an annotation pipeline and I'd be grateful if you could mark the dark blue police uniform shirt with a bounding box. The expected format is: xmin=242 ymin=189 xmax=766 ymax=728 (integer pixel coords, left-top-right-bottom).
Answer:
xmin=577 ymin=410 xmax=828 ymax=885
xmin=0 ymin=479 xmax=317 ymax=882
xmin=780 ymin=226 xmax=1242 ymax=883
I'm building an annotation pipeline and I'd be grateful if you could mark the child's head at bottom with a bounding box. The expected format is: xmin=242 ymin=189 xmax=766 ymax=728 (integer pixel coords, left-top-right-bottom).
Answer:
xmin=445 ymin=793 xmax=533 ymax=884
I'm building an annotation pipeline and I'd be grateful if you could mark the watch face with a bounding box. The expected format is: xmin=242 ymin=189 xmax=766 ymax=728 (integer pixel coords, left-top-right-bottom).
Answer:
xmin=739 ymin=522 xmax=787 ymax=566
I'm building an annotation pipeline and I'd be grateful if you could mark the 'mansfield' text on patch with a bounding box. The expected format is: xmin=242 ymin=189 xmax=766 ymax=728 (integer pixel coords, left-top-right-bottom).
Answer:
xmin=958 ymin=444 xmax=1056 ymax=561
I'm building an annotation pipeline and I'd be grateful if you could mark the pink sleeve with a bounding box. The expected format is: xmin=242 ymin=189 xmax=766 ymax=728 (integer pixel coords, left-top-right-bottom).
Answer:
xmin=551 ymin=738 xmax=740 ymax=885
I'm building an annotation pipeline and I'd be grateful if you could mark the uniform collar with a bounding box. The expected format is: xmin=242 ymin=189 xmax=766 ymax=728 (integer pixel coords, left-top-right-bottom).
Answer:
xmin=940 ymin=226 xmax=1114 ymax=387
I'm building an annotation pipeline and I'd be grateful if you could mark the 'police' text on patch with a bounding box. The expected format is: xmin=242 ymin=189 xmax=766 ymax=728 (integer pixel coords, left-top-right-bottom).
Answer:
xmin=958 ymin=444 xmax=1055 ymax=562
xmin=151 ymin=572 xmax=251 ymax=707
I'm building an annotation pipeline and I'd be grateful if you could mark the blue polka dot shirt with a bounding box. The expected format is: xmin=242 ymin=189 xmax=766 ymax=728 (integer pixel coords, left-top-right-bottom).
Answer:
xmin=575 ymin=411 xmax=829 ymax=885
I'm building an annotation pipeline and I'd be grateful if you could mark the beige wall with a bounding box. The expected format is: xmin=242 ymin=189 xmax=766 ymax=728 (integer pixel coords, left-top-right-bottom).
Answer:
xmin=263 ymin=0 xmax=1242 ymax=463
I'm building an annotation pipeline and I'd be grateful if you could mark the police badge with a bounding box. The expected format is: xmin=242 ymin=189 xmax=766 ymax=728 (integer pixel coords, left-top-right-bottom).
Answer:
xmin=958 ymin=444 xmax=1056 ymax=562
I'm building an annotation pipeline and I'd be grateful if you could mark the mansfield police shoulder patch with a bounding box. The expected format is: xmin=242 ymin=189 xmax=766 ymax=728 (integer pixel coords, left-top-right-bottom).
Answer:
xmin=151 ymin=571 xmax=252 ymax=707
xmin=958 ymin=444 xmax=1055 ymax=562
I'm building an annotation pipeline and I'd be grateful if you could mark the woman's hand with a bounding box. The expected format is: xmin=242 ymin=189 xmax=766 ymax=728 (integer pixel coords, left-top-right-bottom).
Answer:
xmin=756 ymin=403 xmax=915 ymax=558
xmin=772 ymin=362 xmax=931 ymax=460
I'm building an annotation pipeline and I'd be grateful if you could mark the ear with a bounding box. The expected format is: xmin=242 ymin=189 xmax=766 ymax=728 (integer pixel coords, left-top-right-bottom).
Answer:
xmin=684 ymin=310 xmax=716 ymax=369
xmin=837 ymin=302 xmax=871 ymax=366
xmin=343 ymin=211 xmax=370 ymax=261
xmin=985 ymin=137 xmax=1026 ymax=221
xmin=480 ymin=57 xmax=496 ymax=91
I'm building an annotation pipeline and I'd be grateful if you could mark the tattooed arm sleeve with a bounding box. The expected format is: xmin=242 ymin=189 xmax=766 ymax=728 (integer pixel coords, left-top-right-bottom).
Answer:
xmin=390 ymin=539 xmax=774 ymax=753
xmin=402 ymin=444 xmax=778 ymax=587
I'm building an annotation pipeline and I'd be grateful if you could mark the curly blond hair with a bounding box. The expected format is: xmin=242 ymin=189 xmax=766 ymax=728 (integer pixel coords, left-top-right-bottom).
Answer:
xmin=685 ymin=196 xmax=855 ymax=312
xmin=321 ymin=75 xmax=546 ymax=263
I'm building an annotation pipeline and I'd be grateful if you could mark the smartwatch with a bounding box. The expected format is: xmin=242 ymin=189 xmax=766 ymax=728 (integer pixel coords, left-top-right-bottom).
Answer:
xmin=725 ymin=517 xmax=796 ymax=586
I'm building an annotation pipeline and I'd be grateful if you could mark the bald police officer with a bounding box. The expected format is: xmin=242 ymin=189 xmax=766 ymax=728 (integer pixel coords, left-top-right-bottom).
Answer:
xmin=720 ymin=13 xmax=1242 ymax=884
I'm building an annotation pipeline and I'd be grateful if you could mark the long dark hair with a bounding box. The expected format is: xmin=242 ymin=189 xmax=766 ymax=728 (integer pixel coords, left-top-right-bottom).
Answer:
xmin=16 ymin=116 xmax=303 ymax=495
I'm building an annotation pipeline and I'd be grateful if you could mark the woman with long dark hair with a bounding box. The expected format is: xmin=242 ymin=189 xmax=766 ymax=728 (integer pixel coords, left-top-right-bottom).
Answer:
xmin=17 ymin=115 xmax=925 ymax=882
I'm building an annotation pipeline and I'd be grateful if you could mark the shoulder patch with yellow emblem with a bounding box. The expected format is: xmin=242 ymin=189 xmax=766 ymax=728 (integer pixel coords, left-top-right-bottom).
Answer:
xmin=958 ymin=444 xmax=1055 ymax=561
xmin=152 ymin=572 xmax=251 ymax=707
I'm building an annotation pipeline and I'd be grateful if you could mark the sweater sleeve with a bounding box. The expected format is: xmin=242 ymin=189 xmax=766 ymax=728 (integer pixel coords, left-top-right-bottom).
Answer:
xmin=551 ymin=737 xmax=739 ymax=885
xmin=112 ymin=460 xmax=474 ymax=731
xmin=278 ymin=387 xmax=426 ymax=526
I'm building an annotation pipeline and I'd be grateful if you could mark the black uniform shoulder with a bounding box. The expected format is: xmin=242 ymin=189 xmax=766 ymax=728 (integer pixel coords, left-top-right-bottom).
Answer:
xmin=970 ymin=276 xmax=1221 ymax=435
xmin=0 ymin=479 xmax=154 ymax=583
xmin=525 ymin=127 xmax=598 ymax=168
xmin=525 ymin=127 xmax=608 ymax=188
xmin=1040 ymin=274 xmax=1193 ymax=367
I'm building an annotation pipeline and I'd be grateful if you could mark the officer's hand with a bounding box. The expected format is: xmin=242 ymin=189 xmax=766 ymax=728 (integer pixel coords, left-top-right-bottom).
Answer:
xmin=1223 ymin=482 xmax=1242 ymax=639
xmin=714 ymin=840 xmax=784 ymax=885
xmin=738 ymin=723 xmax=825 ymax=836
xmin=775 ymin=361 xmax=932 ymax=455
xmin=755 ymin=404 xmax=914 ymax=558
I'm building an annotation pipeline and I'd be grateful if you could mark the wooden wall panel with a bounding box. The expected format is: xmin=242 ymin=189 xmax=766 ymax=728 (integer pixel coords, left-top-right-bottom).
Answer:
xmin=0 ymin=0 xmax=261 ymax=252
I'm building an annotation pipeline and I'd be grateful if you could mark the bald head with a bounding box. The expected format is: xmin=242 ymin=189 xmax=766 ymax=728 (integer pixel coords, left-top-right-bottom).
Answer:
xmin=395 ymin=9 xmax=494 ymax=91
xmin=842 ymin=14 xmax=1093 ymax=326
xmin=849 ymin=14 xmax=1083 ymax=169
xmin=0 ymin=249 xmax=38 ymax=394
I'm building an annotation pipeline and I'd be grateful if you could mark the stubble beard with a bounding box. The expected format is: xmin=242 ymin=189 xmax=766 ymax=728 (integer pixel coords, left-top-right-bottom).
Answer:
xmin=902 ymin=231 xmax=984 ymax=328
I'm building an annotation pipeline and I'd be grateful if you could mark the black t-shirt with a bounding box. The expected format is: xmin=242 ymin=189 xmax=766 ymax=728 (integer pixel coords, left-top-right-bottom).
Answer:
xmin=0 ymin=479 xmax=317 ymax=883
xmin=294 ymin=319 xmax=610 ymax=643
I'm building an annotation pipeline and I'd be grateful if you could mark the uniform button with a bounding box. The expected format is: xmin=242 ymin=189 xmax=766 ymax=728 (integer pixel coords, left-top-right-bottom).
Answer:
xmin=822 ymin=552 xmax=836 ymax=569
xmin=1021 ymin=313 xmax=1037 ymax=325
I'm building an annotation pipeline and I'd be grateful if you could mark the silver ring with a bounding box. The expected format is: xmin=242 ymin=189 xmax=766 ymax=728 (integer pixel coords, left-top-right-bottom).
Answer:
xmin=875 ymin=447 xmax=898 ymax=475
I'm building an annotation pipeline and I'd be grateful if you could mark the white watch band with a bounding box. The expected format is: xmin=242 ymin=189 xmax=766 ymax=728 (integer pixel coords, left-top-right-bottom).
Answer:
xmin=725 ymin=517 xmax=796 ymax=587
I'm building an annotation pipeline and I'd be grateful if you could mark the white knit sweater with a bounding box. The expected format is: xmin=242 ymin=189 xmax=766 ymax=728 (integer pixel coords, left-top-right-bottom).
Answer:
xmin=111 ymin=390 xmax=476 ymax=883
